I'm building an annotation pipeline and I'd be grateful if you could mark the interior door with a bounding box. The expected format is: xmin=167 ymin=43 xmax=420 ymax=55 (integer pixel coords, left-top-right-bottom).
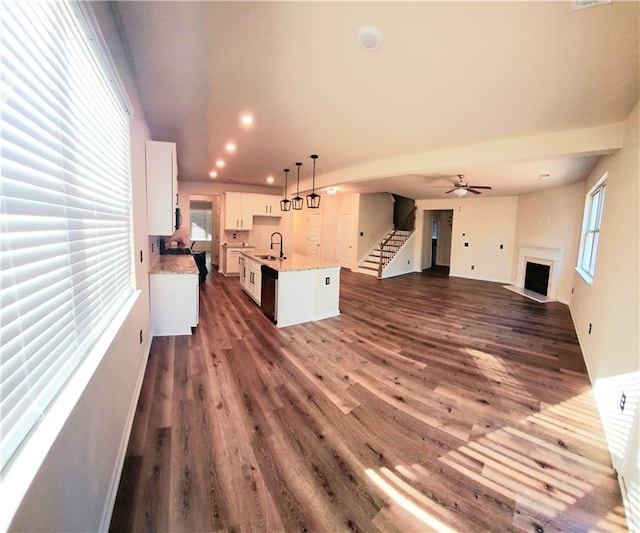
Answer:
xmin=336 ymin=213 xmax=355 ymax=268
xmin=306 ymin=213 xmax=321 ymax=258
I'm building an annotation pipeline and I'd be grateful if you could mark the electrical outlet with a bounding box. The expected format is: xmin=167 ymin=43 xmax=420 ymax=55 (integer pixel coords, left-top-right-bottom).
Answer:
xmin=588 ymin=323 xmax=592 ymax=334
xmin=325 ymin=277 xmax=330 ymax=285
xmin=620 ymin=392 xmax=626 ymax=411
xmin=464 ymin=242 xmax=469 ymax=247
xmin=499 ymin=244 xmax=504 ymax=249
xmin=471 ymin=265 xmax=475 ymax=270
xmin=139 ymin=329 xmax=143 ymax=344
xmin=140 ymin=250 xmax=143 ymax=263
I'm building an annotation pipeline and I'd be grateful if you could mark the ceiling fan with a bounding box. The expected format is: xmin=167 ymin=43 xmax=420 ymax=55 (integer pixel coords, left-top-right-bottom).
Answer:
xmin=445 ymin=175 xmax=492 ymax=196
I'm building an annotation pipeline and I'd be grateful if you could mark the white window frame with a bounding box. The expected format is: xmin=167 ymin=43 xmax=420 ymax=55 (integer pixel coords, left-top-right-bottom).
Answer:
xmin=576 ymin=174 xmax=607 ymax=284
xmin=0 ymin=1 xmax=136 ymax=521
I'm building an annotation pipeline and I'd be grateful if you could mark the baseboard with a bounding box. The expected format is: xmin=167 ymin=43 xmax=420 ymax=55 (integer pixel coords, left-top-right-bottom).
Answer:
xmin=99 ymin=335 xmax=153 ymax=532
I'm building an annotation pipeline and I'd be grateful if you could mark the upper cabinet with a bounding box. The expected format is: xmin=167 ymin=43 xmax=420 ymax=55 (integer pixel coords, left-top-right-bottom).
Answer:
xmin=146 ymin=141 xmax=178 ymax=235
xmin=224 ymin=193 xmax=282 ymax=230
xmin=253 ymin=194 xmax=281 ymax=217
xmin=224 ymin=192 xmax=254 ymax=230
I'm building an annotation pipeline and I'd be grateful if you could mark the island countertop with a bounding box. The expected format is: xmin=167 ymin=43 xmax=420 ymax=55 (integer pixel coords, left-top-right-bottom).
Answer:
xmin=150 ymin=255 xmax=199 ymax=275
xmin=240 ymin=251 xmax=340 ymax=272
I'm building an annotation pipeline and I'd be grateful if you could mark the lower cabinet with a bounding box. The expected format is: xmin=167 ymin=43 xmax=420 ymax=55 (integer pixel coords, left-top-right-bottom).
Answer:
xmin=240 ymin=255 xmax=262 ymax=305
xmin=223 ymin=246 xmax=255 ymax=277
xmin=150 ymin=272 xmax=199 ymax=336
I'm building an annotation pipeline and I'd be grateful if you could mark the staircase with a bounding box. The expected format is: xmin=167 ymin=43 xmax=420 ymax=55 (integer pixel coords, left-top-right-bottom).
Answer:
xmin=358 ymin=228 xmax=414 ymax=277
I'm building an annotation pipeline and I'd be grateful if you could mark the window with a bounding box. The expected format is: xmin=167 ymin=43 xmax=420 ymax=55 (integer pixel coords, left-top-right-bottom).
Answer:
xmin=1 ymin=1 xmax=133 ymax=473
xmin=577 ymin=175 xmax=607 ymax=283
xmin=190 ymin=201 xmax=213 ymax=241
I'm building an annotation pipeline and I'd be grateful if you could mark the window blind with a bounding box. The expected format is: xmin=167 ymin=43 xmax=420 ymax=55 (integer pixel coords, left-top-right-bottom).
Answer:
xmin=0 ymin=1 xmax=133 ymax=472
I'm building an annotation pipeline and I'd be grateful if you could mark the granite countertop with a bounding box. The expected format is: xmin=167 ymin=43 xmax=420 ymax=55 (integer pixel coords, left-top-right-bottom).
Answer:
xmin=222 ymin=243 xmax=255 ymax=249
xmin=150 ymin=255 xmax=199 ymax=275
xmin=240 ymin=251 xmax=340 ymax=272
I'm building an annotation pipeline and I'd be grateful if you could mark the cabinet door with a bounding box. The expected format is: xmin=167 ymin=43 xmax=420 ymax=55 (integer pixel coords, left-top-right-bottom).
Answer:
xmin=253 ymin=194 xmax=281 ymax=217
xmin=146 ymin=141 xmax=177 ymax=235
xmin=225 ymin=193 xmax=254 ymax=230
xmin=226 ymin=249 xmax=240 ymax=274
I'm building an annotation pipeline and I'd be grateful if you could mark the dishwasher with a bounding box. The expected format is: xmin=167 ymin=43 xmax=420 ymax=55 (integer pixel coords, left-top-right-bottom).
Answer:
xmin=260 ymin=265 xmax=278 ymax=323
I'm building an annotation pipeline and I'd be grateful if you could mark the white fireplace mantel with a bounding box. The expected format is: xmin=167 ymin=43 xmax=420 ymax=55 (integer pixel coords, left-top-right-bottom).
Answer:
xmin=515 ymin=246 xmax=564 ymax=301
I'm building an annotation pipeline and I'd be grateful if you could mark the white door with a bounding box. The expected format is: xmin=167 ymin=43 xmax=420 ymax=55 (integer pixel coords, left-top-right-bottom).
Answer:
xmin=336 ymin=213 xmax=355 ymax=268
xmin=306 ymin=213 xmax=321 ymax=258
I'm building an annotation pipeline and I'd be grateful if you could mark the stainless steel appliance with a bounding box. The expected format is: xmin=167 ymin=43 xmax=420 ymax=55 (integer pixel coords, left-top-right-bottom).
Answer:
xmin=260 ymin=265 xmax=278 ymax=323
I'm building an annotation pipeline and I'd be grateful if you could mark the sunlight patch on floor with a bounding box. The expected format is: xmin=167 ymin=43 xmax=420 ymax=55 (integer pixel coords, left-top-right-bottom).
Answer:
xmin=365 ymin=468 xmax=457 ymax=533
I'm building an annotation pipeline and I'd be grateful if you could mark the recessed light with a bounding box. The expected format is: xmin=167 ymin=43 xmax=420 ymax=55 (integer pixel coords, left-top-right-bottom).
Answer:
xmin=216 ymin=158 xmax=225 ymax=168
xmin=267 ymin=175 xmax=274 ymax=184
xmin=240 ymin=113 xmax=254 ymax=127
xmin=225 ymin=142 xmax=236 ymax=153
xmin=357 ymin=26 xmax=382 ymax=51
xmin=209 ymin=171 xmax=218 ymax=178
xmin=326 ymin=187 xmax=338 ymax=196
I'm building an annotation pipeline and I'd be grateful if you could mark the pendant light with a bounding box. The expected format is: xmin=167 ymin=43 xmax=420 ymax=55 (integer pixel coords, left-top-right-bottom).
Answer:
xmin=280 ymin=168 xmax=291 ymax=211
xmin=306 ymin=154 xmax=321 ymax=209
xmin=292 ymin=162 xmax=304 ymax=210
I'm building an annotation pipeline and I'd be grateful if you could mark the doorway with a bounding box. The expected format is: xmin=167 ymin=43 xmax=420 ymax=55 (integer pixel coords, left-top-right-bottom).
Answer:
xmin=422 ymin=209 xmax=453 ymax=272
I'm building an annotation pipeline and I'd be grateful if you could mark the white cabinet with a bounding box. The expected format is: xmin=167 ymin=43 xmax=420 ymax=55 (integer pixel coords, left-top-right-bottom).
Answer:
xmin=224 ymin=193 xmax=253 ymax=230
xmin=150 ymin=273 xmax=198 ymax=336
xmin=223 ymin=246 xmax=255 ymax=277
xmin=146 ymin=141 xmax=178 ymax=235
xmin=240 ymin=254 xmax=262 ymax=305
xmin=253 ymin=194 xmax=281 ymax=217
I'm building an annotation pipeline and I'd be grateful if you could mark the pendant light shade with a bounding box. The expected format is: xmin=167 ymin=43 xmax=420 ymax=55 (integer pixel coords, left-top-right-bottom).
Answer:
xmin=292 ymin=162 xmax=304 ymax=210
xmin=280 ymin=168 xmax=291 ymax=211
xmin=306 ymin=154 xmax=321 ymax=209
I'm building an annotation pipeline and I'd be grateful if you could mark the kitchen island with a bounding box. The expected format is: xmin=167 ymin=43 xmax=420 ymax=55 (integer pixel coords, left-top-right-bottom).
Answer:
xmin=240 ymin=252 xmax=340 ymax=328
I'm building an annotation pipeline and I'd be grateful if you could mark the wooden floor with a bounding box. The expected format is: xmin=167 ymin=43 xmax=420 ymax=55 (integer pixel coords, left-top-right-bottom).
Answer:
xmin=110 ymin=268 xmax=627 ymax=532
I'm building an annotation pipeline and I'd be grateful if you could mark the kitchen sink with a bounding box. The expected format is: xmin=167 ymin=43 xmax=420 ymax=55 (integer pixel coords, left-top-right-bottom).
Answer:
xmin=255 ymin=254 xmax=279 ymax=260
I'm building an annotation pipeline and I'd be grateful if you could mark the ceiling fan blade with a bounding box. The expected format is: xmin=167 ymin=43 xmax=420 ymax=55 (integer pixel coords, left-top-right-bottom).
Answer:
xmin=468 ymin=185 xmax=492 ymax=190
xmin=467 ymin=188 xmax=482 ymax=194
xmin=444 ymin=188 xmax=456 ymax=194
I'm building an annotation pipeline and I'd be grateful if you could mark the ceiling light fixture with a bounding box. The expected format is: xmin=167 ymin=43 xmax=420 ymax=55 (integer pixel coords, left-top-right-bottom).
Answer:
xmin=280 ymin=168 xmax=291 ymax=212
xmin=453 ymin=188 xmax=468 ymax=197
xmin=267 ymin=175 xmax=274 ymax=184
xmin=292 ymin=162 xmax=304 ymax=210
xmin=225 ymin=142 xmax=236 ymax=153
xmin=209 ymin=171 xmax=217 ymax=178
xmin=306 ymin=154 xmax=321 ymax=209
xmin=326 ymin=187 xmax=337 ymax=196
xmin=215 ymin=158 xmax=225 ymax=168
xmin=240 ymin=113 xmax=254 ymax=127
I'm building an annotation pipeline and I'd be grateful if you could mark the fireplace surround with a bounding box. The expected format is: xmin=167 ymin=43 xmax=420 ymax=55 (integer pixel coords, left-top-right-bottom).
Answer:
xmin=507 ymin=246 xmax=564 ymax=302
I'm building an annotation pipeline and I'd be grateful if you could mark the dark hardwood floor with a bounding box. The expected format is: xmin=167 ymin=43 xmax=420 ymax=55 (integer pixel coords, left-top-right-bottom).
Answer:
xmin=110 ymin=268 xmax=626 ymax=532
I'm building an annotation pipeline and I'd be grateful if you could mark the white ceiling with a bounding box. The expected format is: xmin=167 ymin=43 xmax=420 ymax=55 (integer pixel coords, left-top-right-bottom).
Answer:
xmin=109 ymin=1 xmax=639 ymax=199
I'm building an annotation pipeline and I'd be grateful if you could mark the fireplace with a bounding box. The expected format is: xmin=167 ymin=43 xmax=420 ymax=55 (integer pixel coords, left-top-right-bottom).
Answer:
xmin=507 ymin=246 xmax=565 ymax=302
xmin=524 ymin=262 xmax=551 ymax=296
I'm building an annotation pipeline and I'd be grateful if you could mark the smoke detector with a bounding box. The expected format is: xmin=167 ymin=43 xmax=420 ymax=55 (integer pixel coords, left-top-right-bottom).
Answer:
xmin=357 ymin=26 xmax=382 ymax=51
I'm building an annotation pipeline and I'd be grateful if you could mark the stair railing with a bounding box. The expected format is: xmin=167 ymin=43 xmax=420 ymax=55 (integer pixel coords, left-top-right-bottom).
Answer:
xmin=377 ymin=205 xmax=417 ymax=279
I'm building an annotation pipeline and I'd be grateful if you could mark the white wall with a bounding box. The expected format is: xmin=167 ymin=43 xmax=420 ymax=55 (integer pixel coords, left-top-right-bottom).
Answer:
xmin=357 ymin=193 xmax=394 ymax=260
xmin=416 ymin=197 xmax=518 ymax=283
xmin=570 ymin=102 xmax=639 ymax=528
xmin=8 ymin=5 xmax=153 ymax=531
xmin=514 ymin=181 xmax=584 ymax=303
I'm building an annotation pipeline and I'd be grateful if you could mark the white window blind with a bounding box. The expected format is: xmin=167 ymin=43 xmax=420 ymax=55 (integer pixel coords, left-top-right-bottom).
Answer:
xmin=190 ymin=201 xmax=212 ymax=241
xmin=0 ymin=1 xmax=133 ymax=472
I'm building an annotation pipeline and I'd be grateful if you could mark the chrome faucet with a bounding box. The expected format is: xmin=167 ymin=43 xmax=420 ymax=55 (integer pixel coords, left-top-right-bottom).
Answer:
xmin=270 ymin=231 xmax=284 ymax=259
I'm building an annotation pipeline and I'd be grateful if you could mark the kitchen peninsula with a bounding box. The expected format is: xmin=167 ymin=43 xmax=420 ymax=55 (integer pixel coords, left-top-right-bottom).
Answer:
xmin=240 ymin=251 xmax=340 ymax=328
